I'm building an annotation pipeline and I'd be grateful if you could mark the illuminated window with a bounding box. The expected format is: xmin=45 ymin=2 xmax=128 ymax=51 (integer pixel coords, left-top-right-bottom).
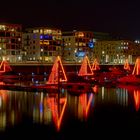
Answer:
xmin=44 ymin=29 xmax=52 ymax=34
xmin=78 ymin=32 xmax=84 ymax=37
xmin=33 ymin=29 xmax=39 ymax=33
xmin=18 ymin=38 xmax=21 ymax=41
xmin=33 ymin=34 xmax=37 ymax=39
xmin=44 ymin=35 xmax=52 ymax=40
xmin=79 ymin=42 xmax=83 ymax=46
xmin=40 ymin=35 xmax=43 ymax=40
xmin=0 ymin=25 xmax=6 ymax=30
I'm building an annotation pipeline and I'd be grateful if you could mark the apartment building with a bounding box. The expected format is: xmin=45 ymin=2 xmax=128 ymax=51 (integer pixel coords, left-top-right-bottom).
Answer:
xmin=62 ymin=30 xmax=94 ymax=63
xmin=93 ymin=40 xmax=140 ymax=64
xmin=0 ymin=23 xmax=22 ymax=62
xmin=23 ymin=27 xmax=62 ymax=62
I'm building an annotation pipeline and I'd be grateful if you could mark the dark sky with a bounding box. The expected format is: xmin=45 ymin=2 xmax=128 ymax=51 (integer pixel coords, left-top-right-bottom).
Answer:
xmin=0 ymin=0 xmax=140 ymax=39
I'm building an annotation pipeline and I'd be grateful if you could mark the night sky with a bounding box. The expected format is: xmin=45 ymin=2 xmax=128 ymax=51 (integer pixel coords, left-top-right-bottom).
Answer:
xmin=0 ymin=0 xmax=140 ymax=39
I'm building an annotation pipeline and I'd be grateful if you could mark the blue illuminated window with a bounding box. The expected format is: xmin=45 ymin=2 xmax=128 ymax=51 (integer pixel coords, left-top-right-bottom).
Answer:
xmin=40 ymin=35 xmax=43 ymax=39
xmin=88 ymin=40 xmax=94 ymax=48
xmin=44 ymin=35 xmax=52 ymax=40
xmin=44 ymin=35 xmax=49 ymax=39
xmin=33 ymin=34 xmax=37 ymax=39
xmin=75 ymin=51 xmax=85 ymax=57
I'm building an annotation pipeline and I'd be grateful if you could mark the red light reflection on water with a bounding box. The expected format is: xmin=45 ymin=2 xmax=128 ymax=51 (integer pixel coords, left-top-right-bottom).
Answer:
xmin=0 ymin=90 xmax=7 ymax=102
xmin=79 ymin=93 xmax=93 ymax=119
xmin=134 ymin=90 xmax=140 ymax=111
xmin=45 ymin=96 xmax=67 ymax=131
xmin=92 ymin=85 xmax=98 ymax=93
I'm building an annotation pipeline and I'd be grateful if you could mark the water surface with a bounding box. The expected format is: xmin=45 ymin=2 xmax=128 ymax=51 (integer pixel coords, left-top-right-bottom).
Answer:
xmin=0 ymin=85 xmax=140 ymax=139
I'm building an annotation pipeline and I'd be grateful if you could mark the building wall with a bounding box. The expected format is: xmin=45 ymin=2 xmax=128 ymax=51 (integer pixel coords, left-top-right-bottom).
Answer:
xmin=93 ymin=40 xmax=140 ymax=64
xmin=0 ymin=24 xmax=138 ymax=65
xmin=0 ymin=23 xmax=22 ymax=62
xmin=62 ymin=31 xmax=94 ymax=63
xmin=23 ymin=27 xmax=62 ymax=62
xmin=22 ymin=33 xmax=40 ymax=61
xmin=62 ymin=36 xmax=76 ymax=62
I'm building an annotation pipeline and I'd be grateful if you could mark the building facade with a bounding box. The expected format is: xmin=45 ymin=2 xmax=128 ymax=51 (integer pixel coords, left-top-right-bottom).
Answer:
xmin=93 ymin=40 xmax=140 ymax=64
xmin=62 ymin=30 xmax=94 ymax=63
xmin=23 ymin=27 xmax=62 ymax=62
xmin=0 ymin=23 xmax=22 ymax=62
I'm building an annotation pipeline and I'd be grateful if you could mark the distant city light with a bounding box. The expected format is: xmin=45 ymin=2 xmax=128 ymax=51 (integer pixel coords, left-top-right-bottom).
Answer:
xmin=135 ymin=40 xmax=140 ymax=43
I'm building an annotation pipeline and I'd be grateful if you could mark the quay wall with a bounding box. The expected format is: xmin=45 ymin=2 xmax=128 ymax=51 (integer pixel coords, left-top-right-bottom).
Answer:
xmin=9 ymin=63 xmax=134 ymax=74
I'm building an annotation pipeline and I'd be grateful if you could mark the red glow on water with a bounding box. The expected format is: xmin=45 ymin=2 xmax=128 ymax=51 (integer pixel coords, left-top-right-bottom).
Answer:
xmin=79 ymin=93 xmax=93 ymax=118
xmin=134 ymin=90 xmax=140 ymax=111
xmin=92 ymin=85 xmax=98 ymax=93
xmin=47 ymin=56 xmax=67 ymax=84
xmin=0 ymin=90 xmax=7 ymax=101
xmin=46 ymin=96 xmax=67 ymax=130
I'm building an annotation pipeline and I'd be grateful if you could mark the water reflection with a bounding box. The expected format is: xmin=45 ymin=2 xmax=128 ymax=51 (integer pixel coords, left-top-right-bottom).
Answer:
xmin=117 ymin=85 xmax=140 ymax=111
xmin=0 ymin=84 xmax=140 ymax=135
xmin=0 ymin=90 xmax=23 ymax=130
xmin=43 ymin=94 xmax=67 ymax=130
xmin=32 ymin=90 xmax=68 ymax=131
xmin=95 ymin=86 xmax=128 ymax=107
xmin=78 ymin=93 xmax=94 ymax=120
xmin=92 ymin=85 xmax=98 ymax=94
xmin=134 ymin=90 xmax=140 ymax=111
xmin=116 ymin=88 xmax=128 ymax=106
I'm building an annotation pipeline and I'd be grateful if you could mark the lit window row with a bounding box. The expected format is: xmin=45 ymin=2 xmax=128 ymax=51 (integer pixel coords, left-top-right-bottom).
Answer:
xmin=121 ymin=42 xmax=129 ymax=45
xmin=135 ymin=40 xmax=140 ymax=44
xmin=118 ymin=46 xmax=128 ymax=49
xmin=33 ymin=29 xmax=61 ymax=35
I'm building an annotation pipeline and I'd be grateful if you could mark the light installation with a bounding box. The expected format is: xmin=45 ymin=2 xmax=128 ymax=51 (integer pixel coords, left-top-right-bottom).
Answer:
xmin=78 ymin=56 xmax=93 ymax=76
xmin=0 ymin=60 xmax=12 ymax=73
xmin=132 ymin=57 xmax=140 ymax=75
xmin=47 ymin=56 xmax=67 ymax=84
xmin=118 ymin=57 xmax=140 ymax=83
xmin=124 ymin=59 xmax=130 ymax=71
xmin=91 ymin=58 xmax=100 ymax=71
xmin=45 ymin=96 xmax=67 ymax=130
